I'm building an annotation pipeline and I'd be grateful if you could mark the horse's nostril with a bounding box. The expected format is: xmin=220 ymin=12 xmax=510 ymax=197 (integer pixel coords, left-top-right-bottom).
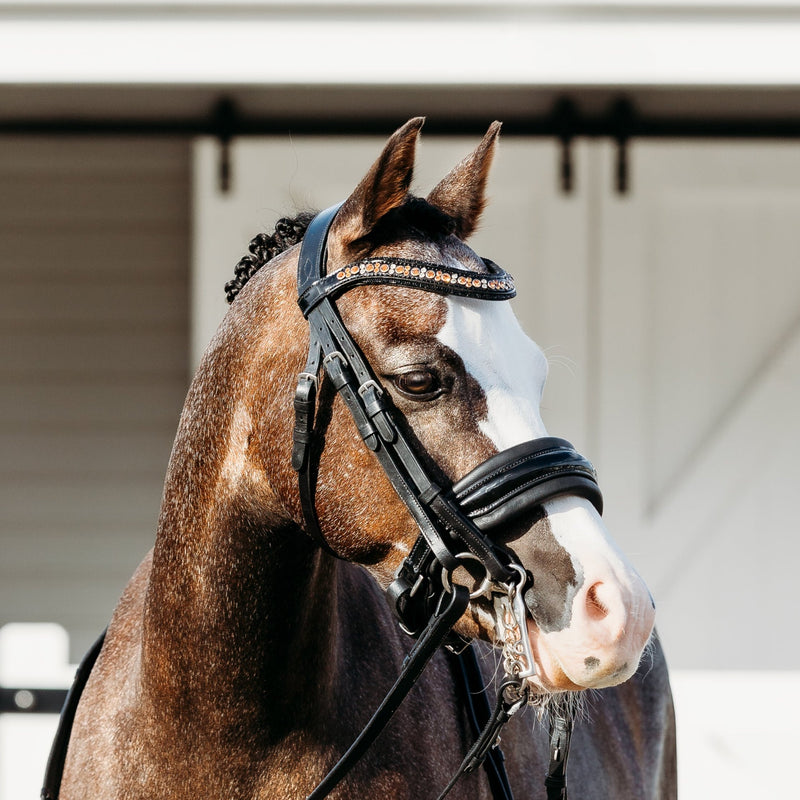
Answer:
xmin=585 ymin=582 xmax=610 ymax=621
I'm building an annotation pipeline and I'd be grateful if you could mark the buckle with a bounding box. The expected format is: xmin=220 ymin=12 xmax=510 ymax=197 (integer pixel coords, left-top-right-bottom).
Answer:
xmin=322 ymin=350 xmax=347 ymax=368
xmin=357 ymin=379 xmax=382 ymax=399
xmin=296 ymin=371 xmax=318 ymax=389
xmin=358 ymin=380 xmax=395 ymax=443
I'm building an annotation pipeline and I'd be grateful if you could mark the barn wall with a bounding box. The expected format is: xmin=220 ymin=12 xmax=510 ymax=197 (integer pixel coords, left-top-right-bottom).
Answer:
xmin=0 ymin=138 xmax=190 ymax=660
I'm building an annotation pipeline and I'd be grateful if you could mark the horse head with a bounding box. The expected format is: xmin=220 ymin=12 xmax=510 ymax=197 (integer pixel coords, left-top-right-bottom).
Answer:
xmin=224 ymin=117 xmax=655 ymax=696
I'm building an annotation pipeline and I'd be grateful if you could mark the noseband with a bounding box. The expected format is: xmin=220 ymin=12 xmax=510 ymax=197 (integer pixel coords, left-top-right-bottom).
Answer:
xmin=293 ymin=205 xmax=602 ymax=800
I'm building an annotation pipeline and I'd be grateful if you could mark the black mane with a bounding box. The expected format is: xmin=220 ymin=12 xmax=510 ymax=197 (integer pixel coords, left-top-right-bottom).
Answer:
xmin=225 ymin=198 xmax=456 ymax=304
xmin=225 ymin=212 xmax=316 ymax=304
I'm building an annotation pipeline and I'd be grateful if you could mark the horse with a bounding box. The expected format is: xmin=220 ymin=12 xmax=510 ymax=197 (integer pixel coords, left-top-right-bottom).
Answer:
xmin=55 ymin=118 xmax=676 ymax=799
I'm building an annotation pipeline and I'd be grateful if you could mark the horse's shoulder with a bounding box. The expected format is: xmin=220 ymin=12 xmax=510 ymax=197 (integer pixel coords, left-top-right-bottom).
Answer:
xmin=104 ymin=549 xmax=152 ymax=658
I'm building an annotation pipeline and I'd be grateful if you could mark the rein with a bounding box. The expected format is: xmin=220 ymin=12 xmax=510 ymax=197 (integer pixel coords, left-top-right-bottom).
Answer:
xmin=292 ymin=205 xmax=603 ymax=800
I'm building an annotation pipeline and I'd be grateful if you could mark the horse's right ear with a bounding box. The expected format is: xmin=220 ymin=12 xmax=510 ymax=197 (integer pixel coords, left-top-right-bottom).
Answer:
xmin=427 ymin=121 xmax=501 ymax=240
xmin=328 ymin=117 xmax=424 ymax=255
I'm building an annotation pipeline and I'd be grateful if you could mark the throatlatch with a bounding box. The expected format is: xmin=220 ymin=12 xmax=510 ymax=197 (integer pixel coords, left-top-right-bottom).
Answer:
xmin=292 ymin=205 xmax=603 ymax=800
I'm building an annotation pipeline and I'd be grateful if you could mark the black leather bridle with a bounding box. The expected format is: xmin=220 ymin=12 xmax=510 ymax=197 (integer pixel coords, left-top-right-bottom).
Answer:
xmin=40 ymin=203 xmax=604 ymax=800
xmin=293 ymin=204 xmax=604 ymax=800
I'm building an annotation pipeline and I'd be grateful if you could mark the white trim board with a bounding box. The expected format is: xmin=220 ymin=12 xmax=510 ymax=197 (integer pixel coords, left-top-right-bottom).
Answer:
xmin=5 ymin=7 xmax=800 ymax=86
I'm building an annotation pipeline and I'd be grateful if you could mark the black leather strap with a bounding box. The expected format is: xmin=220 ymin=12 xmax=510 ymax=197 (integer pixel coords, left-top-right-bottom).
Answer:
xmin=306 ymin=586 xmax=470 ymax=800
xmin=452 ymin=437 xmax=603 ymax=529
xmin=447 ymin=645 xmax=516 ymax=800
xmin=436 ymin=675 xmax=526 ymax=800
xmin=545 ymin=712 xmax=574 ymax=800
xmin=41 ymin=629 xmax=106 ymax=800
xmin=298 ymin=256 xmax=515 ymax=315
xmin=296 ymin=203 xmax=342 ymax=296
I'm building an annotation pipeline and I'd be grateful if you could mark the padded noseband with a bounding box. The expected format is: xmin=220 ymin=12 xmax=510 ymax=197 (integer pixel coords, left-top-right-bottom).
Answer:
xmin=452 ymin=437 xmax=602 ymax=533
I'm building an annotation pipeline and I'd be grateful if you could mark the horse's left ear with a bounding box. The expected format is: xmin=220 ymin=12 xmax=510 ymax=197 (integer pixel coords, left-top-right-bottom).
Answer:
xmin=427 ymin=121 xmax=502 ymax=240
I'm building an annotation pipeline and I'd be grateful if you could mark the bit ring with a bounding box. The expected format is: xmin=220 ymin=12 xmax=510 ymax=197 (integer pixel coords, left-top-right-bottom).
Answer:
xmin=441 ymin=552 xmax=493 ymax=599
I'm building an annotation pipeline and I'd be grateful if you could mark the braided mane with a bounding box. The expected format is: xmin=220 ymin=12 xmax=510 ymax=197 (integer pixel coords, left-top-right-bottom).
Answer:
xmin=225 ymin=198 xmax=456 ymax=304
xmin=225 ymin=212 xmax=316 ymax=303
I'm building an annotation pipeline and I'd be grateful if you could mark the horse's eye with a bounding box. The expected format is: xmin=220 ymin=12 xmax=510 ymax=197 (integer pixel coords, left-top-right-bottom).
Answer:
xmin=393 ymin=369 xmax=440 ymax=399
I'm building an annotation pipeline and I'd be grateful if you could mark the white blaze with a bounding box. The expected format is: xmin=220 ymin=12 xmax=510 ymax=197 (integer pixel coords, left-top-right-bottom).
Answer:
xmin=438 ymin=295 xmax=655 ymax=688
xmin=437 ymin=296 xmax=549 ymax=449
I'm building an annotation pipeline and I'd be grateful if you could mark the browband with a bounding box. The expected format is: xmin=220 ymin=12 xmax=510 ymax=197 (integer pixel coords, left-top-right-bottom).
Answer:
xmin=299 ymin=256 xmax=515 ymax=315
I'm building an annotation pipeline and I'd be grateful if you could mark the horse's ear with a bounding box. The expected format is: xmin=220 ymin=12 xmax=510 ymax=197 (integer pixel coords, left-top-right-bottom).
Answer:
xmin=329 ymin=117 xmax=424 ymax=251
xmin=427 ymin=121 xmax=501 ymax=240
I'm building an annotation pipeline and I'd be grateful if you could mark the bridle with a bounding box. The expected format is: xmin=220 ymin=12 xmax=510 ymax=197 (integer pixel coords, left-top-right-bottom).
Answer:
xmin=40 ymin=203 xmax=603 ymax=800
xmin=293 ymin=204 xmax=604 ymax=800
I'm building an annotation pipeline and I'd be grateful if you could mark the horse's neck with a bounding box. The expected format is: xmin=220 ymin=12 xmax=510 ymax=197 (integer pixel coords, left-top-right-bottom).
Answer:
xmin=141 ymin=357 xmax=345 ymax=735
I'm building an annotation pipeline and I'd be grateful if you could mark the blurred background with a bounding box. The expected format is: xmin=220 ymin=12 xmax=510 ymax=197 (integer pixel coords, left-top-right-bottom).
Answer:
xmin=2 ymin=1 xmax=799 ymax=797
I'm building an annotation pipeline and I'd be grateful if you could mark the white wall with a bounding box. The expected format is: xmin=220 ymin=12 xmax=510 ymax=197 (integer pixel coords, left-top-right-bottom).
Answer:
xmin=594 ymin=140 xmax=800 ymax=671
xmin=0 ymin=625 xmax=74 ymax=800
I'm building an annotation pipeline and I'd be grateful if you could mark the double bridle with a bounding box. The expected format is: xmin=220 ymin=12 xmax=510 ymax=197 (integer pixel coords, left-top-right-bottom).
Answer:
xmin=293 ymin=205 xmax=603 ymax=800
xmin=40 ymin=203 xmax=604 ymax=800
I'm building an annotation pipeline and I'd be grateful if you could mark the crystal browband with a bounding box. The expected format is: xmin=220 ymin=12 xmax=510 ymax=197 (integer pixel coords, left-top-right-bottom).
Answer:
xmin=298 ymin=256 xmax=516 ymax=316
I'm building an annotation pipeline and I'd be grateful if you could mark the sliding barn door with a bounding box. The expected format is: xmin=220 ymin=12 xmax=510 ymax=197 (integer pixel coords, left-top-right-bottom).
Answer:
xmin=594 ymin=141 xmax=800 ymax=670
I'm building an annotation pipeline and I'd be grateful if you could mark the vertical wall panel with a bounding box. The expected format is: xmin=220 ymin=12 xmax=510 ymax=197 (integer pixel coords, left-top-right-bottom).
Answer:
xmin=0 ymin=138 xmax=189 ymax=660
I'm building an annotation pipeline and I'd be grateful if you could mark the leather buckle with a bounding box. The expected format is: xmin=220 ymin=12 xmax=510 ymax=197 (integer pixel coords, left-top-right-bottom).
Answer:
xmin=358 ymin=380 xmax=396 ymax=443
